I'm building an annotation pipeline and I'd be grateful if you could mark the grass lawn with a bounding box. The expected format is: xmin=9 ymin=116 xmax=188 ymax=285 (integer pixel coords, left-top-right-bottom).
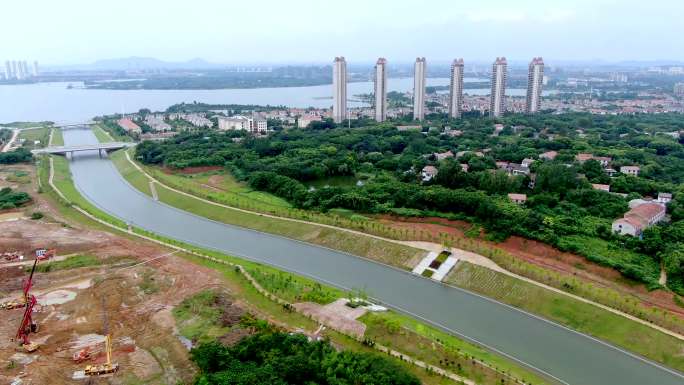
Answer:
xmin=362 ymin=312 xmax=547 ymax=385
xmin=172 ymin=290 xmax=232 ymax=343
xmin=142 ymin=162 xmax=291 ymax=210
xmin=93 ymin=123 xmax=133 ymax=142
xmin=1 ymin=121 xmax=51 ymax=129
xmin=31 ymin=254 xmax=133 ymax=272
xmin=110 ymin=150 xmax=152 ymax=195
xmin=18 ymin=127 xmax=50 ymax=148
xmin=92 ymin=124 xmax=115 ymax=143
xmin=446 ymin=262 xmax=684 ymax=372
xmin=50 ymin=128 xmax=64 ymax=146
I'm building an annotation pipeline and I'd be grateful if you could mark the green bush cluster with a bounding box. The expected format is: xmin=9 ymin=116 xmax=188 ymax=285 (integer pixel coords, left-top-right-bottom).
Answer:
xmin=190 ymin=332 xmax=420 ymax=385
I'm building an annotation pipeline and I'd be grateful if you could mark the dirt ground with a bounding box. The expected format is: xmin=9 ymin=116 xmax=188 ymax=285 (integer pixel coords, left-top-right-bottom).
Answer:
xmin=161 ymin=166 xmax=222 ymax=175
xmin=0 ymin=215 xmax=226 ymax=385
xmin=293 ymin=299 xmax=367 ymax=339
xmin=377 ymin=215 xmax=684 ymax=318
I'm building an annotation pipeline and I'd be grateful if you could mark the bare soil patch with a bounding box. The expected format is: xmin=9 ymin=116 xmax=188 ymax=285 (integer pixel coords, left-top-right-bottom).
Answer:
xmin=162 ymin=165 xmax=223 ymax=174
xmin=293 ymin=299 xmax=367 ymax=339
xmin=0 ymin=215 xmax=226 ymax=385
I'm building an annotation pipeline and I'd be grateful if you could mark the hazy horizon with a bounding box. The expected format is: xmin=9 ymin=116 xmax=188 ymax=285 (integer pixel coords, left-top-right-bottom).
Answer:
xmin=2 ymin=0 xmax=683 ymax=65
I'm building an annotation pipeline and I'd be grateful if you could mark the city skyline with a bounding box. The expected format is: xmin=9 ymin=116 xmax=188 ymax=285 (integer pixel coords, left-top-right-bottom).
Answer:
xmin=2 ymin=0 xmax=683 ymax=64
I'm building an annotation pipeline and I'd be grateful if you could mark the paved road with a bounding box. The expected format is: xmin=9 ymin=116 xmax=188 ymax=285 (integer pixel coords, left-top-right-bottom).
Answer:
xmin=64 ymin=127 xmax=684 ymax=385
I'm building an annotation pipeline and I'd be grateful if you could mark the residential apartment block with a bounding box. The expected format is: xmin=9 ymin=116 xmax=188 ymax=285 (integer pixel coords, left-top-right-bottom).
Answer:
xmin=413 ymin=57 xmax=427 ymax=121
xmin=490 ymin=57 xmax=507 ymax=117
xmin=333 ymin=57 xmax=347 ymax=123
xmin=526 ymin=57 xmax=544 ymax=114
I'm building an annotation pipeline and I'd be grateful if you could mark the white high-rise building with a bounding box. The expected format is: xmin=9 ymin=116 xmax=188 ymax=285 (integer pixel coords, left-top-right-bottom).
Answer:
xmin=489 ymin=57 xmax=507 ymax=118
xmin=11 ymin=61 xmax=19 ymax=80
xmin=4 ymin=61 xmax=11 ymax=80
xmin=332 ymin=56 xmax=347 ymax=124
xmin=526 ymin=57 xmax=544 ymax=114
xmin=21 ymin=61 xmax=29 ymax=78
xmin=449 ymin=58 xmax=465 ymax=119
xmin=32 ymin=61 xmax=39 ymax=77
xmin=374 ymin=58 xmax=388 ymax=122
xmin=413 ymin=57 xmax=426 ymax=121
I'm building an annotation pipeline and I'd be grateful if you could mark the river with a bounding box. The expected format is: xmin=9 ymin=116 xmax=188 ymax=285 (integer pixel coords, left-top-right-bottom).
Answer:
xmin=1 ymin=78 xmax=548 ymax=123
xmin=62 ymin=127 xmax=683 ymax=385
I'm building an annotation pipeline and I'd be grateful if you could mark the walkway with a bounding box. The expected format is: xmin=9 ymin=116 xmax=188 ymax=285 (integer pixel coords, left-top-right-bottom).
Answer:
xmin=1 ymin=129 xmax=19 ymax=152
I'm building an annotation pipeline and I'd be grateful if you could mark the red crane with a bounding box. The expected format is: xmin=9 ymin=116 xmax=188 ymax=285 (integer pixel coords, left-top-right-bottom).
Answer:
xmin=16 ymin=259 xmax=39 ymax=352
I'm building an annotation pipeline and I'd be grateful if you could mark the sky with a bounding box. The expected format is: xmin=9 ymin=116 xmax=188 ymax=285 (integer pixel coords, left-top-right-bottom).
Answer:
xmin=2 ymin=0 xmax=683 ymax=65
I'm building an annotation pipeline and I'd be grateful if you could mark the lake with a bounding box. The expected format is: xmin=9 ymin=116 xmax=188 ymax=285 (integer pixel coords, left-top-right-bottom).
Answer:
xmin=1 ymin=77 xmax=539 ymax=123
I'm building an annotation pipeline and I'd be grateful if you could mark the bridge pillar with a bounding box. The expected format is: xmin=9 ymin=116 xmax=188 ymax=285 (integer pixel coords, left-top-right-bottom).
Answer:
xmin=66 ymin=152 xmax=72 ymax=160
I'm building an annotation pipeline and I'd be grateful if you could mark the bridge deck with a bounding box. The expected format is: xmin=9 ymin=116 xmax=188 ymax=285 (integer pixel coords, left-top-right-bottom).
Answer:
xmin=31 ymin=142 xmax=135 ymax=155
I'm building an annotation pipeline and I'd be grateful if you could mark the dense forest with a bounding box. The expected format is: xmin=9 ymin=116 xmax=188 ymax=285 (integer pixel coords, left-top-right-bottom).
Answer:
xmin=135 ymin=112 xmax=684 ymax=293
xmin=190 ymin=332 xmax=420 ymax=385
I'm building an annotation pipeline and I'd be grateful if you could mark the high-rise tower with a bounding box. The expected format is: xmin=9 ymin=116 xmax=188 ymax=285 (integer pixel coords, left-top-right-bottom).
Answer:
xmin=4 ymin=61 xmax=11 ymax=80
xmin=374 ymin=58 xmax=388 ymax=122
xmin=413 ymin=57 xmax=426 ymax=121
xmin=526 ymin=57 xmax=544 ymax=114
xmin=489 ymin=57 xmax=507 ymax=118
xmin=32 ymin=61 xmax=39 ymax=77
xmin=449 ymin=58 xmax=464 ymax=119
xmin=21 ymin=61 xmax=29 ymax=78
xmin=332 ymin=57 xmax=347 ymax=124
xmin=11 ymin=61 xmax=19 ymax=80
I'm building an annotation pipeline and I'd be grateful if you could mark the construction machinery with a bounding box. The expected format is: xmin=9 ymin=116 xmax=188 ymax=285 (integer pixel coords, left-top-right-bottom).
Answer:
xmin=35 ymin=248 xmax=56 ymax=261
xmin=15 ymin=260 xmax=39 ymax=352
xmin=2 ymin=257 xmax=36 ymax=310
xmin=16 ymin=295 xmax=38 ymax=352
xmin=2 ymin=251 xmax=23 ymax=262
xmin=84 ymin=297 xmax=119 ymax=376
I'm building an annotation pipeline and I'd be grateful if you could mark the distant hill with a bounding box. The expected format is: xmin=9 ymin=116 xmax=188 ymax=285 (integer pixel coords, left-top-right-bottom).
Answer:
xmin=90 ymin=57 xmax=220 ymax=70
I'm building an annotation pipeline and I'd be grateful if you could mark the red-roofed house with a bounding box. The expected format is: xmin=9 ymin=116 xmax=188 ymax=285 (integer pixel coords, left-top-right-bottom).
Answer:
xmin=575 ymin=153 xmax=594 ymax=163
xmin=591 ymin=184 xmax=610 ymax=192
xmin=118 ymin=118 xmax=141 ymax=134
xmin=508 ymin=193 xmax=527 ymax=205
xmin=612 ymin=202 xmax=666 ymax=236
xmin=421 ymin=165 xmax=438 ymax=182
xmin=539 ymin=151 xmax=557 ymax=160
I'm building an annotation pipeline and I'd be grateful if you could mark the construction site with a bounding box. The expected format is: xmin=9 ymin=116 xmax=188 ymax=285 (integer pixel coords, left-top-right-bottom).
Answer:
xmin=0 ymin=216 xmax=235 ymax=385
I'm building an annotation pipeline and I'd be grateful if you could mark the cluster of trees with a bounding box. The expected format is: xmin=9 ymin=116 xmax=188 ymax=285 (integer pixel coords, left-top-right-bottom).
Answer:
xmin=190 ymin=332 xmax=420 ymax=385
xmin=0 ymin=187 xmax=30 ymax=210
xmin=0 ymin=128 xmax=12 ymax=144
xmin=136 ymin=112 xmax=684 ymax=292
xmin=0 ymin=148 xmax=32 ymax=164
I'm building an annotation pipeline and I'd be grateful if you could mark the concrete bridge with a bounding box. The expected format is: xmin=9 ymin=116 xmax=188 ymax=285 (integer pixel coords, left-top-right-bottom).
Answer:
xmin=31 ymin=142 xmax=136 ymax=158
